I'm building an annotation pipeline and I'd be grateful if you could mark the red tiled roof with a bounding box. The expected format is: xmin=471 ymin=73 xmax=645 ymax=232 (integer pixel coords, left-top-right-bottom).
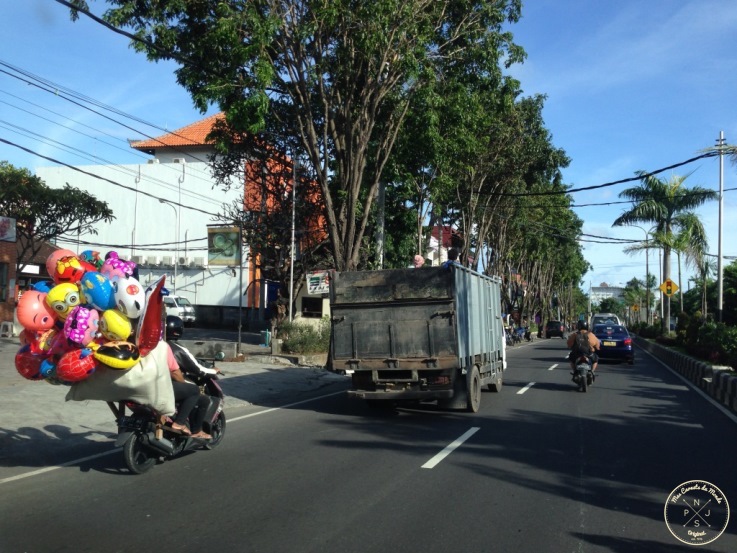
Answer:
xmin=130 ymin=112 xmax=224 ymax=150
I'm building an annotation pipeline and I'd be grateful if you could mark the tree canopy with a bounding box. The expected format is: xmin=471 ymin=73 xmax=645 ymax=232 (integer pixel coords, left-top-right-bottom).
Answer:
xmin=613 ymin=172 xmax=718 ymax=333
xmin=0 ymin=161 xmax=114 ymax=269
xmin=68 ymin=0 xmax=527 ymax=272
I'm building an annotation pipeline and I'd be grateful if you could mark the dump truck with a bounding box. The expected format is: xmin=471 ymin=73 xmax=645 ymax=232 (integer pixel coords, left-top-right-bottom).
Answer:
xmin=329 ymin=264 xmax=506 ymax=412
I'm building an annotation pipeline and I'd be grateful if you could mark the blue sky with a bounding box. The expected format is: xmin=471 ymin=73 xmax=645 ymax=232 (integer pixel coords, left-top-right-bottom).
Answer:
xmin=1 ymin=0 xmax=735 ymax=293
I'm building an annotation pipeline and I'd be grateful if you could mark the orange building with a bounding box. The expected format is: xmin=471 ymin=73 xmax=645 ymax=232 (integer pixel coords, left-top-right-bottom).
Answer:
xmin=131 ymin=113 xmax=326 ymax=312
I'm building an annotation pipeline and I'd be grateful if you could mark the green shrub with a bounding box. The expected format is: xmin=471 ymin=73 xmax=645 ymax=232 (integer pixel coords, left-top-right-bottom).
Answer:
xmin=277 ymin=317 xmax=331 ymax=354
xmin=696 ymin=323 xmax=737 ymax=367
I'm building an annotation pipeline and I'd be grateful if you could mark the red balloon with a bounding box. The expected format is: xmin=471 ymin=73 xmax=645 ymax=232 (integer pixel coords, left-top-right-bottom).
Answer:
xmin=15 ymin=345 xmax=45 ymax=381
xmin=53 ymin=256 xmax=97 ymax=285
xmin=56 ymin=348 xmax=98 ymax=383
xmin=136 ymin=276 xmax=166 ymax=357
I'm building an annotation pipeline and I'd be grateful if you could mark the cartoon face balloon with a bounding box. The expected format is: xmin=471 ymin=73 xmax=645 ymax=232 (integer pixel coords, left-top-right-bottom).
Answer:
xmin=93 ymin=341 xmax=140 ymax=370
xmin=45 ymin=249 xmax=76 ymax=277
xmin=113 ymin=276 xmax=145 ymax=318
xmin=53 ymin=256 xmax=96 ymax=285
xmin=56 ymin=348 xmax=97 ymax=382
xmin=99 ymin=309 xmax=132 ymax=341
xmin=63 ymin=305 xmax=100 ymax=347
xmin=100 ymin=251 xmax=137 ymax=282
xmin=17 ymin=291 xmax=57 ymax=332
xmin=45 ymin=283 xmax=82 ymax=320
xmin=79 ymin=250 xmax=104 ymax=270
xmin=79 ymin=272 xmax=116 ymax=311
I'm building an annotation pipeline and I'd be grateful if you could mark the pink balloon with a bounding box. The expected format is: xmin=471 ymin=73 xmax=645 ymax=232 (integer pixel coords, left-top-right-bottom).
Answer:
xmin=17 ymin=291 xmax=57 ymax=332
xmin=45 ymin=249 xmax=77 ymax=277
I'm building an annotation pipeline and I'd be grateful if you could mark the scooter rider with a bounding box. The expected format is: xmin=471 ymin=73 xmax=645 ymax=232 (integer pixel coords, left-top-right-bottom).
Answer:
xmin=566 ymin=320 xmax=600 ymax=372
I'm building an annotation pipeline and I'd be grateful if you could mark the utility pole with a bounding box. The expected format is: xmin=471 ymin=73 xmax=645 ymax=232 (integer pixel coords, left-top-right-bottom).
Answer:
xmin=717 ymin=131 xmax=725 ymax=322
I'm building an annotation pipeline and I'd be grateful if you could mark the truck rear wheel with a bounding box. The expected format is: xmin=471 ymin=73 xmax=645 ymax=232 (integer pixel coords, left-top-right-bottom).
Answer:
xmin=467 ymin=366 xmax=481 ymax=413
xmin=487 ymin=373 xmax=502 ymax=393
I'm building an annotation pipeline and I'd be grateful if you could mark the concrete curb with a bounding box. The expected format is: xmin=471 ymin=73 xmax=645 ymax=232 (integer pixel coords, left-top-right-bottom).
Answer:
xmin=634 ymin=336 xmax=737 ymax=414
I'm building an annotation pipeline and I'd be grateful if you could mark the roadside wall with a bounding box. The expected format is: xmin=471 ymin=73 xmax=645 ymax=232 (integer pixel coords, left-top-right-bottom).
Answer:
xmin=635 ymin=336 xmax=737 ymax=415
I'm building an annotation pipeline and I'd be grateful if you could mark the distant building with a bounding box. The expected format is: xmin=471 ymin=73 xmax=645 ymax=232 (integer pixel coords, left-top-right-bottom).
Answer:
xmin=589 ymin=284 xmax=625 ymax=305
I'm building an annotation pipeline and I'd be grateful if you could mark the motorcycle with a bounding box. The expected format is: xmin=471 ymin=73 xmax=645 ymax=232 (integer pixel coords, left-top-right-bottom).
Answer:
xmin=107 ymin=366 xmax=226 ymax=474
xmin=571 ymin=354 xmax=594 ymax=392
xmin=505 ymin=326 xmax=515 ymax=347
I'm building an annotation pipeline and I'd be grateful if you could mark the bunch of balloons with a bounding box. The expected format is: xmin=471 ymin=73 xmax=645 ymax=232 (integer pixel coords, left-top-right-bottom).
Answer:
xmin=14 ymin=249 xmax=158 ymax=385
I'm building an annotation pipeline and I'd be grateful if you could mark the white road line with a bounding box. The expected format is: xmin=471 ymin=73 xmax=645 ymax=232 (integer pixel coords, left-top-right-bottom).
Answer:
xmin=517 ymin=382 xmax=536 ymax=394
xmin=421 ymin=427 xmax=480 ymax=469
xmin=228 ymin=390 xmax=346 ymax=422
xmin=548 ymin=364 xmax=558 ymax=371
xmin=0 ymin=389 xmax=347 ymax=486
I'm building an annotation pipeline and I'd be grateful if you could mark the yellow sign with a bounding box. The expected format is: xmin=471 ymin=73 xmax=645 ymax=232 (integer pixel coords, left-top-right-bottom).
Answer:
xmin=632 ymin=304 xmax=639 ymax=311
xmin=659 ymin=279 xmax=679 ymax=297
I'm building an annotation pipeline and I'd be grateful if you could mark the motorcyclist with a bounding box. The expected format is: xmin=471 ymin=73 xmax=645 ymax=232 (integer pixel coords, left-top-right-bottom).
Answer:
xmin=566 ymin=320 xmax=600 ymax=373
xmin=164 ymin=316 xmax=216 ymax=440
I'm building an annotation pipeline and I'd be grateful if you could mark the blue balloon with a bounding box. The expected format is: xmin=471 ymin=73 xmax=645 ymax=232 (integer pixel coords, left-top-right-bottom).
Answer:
xmin=79 ymin=272 xmax=116 ymax=311
xmin=32 ymin=280 xmax=53 ymax=293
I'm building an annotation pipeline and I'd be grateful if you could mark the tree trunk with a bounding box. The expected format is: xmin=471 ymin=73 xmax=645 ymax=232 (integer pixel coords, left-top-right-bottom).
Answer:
xmin=662 ymin=246 xmax=671 ymax=334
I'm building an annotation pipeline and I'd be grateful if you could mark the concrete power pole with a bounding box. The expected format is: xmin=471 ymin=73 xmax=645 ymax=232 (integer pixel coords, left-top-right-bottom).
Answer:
xmin=717 ymin=131 xmax=725 ymax=322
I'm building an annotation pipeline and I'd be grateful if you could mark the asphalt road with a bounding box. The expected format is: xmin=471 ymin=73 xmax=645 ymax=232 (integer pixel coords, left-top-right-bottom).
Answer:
xmin=1 ymin=337 xmax=736 ymax=552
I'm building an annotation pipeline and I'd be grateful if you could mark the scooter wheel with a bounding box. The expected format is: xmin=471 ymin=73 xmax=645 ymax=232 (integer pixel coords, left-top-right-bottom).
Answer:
xmin=205 ymin=411 xmax=226 ymax=450
xmin=123 ymin=434 xmax=158 ymax=474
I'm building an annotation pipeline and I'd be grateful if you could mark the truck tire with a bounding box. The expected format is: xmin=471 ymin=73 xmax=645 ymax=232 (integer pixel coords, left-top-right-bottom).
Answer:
xmin=467 ymin=366 xmax=481 ymax=413
xmin=487 ymin=372 xmax=503 ymax=393
xmin=438 ymin=369 xmax=469 ymax=410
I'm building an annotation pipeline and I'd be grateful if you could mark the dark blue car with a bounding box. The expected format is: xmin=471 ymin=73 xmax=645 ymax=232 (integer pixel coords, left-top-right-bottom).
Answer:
xmin=592 ymin=324 xmax=634 ymax=365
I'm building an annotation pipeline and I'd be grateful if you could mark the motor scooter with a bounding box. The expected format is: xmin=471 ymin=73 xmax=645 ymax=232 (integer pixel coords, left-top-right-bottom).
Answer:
xmin=107 ymin=368 xmax=225 ymax=474
xmin=571 ymin=354 xmax=594 ymax=392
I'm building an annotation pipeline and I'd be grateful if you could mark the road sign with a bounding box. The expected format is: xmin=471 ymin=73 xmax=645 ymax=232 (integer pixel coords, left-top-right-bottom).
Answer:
xmin=632 ymin=304 xmax=639 ymax=311
xmin=659 ymin=279 xmax=679 ymax=297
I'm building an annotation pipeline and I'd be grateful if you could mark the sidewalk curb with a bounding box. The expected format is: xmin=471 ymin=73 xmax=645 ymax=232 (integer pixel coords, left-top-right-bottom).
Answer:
xmin=634 ymin=336 xmax=737 ymax=414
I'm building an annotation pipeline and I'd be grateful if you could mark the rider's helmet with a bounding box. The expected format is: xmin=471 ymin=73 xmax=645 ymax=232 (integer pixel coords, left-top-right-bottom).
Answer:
xmin=577 ymin=320 xmax=589 ymax=331
xmin=166 ymin=315 xmax=184 ymax=341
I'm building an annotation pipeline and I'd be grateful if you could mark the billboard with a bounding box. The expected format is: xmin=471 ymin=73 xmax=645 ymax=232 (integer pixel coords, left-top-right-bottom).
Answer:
xmin=207 ymin=226 xmax=240 ymax=266
xmin=0 ymin=217 xmax=16 ymax=242
xmin=306 ymin=271 xmax=330 ymax=295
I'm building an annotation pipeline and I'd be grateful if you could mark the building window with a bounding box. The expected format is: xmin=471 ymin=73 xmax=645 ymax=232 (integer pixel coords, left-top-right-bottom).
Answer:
xmin=301 ymin=296 xmax=323 ymax=318
xmin=0 ymin=263 xmax=7 ymax=302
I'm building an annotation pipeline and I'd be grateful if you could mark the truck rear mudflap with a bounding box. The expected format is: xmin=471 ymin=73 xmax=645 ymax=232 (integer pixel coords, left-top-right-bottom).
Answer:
xmin=348 ymin=389 xmax=454 ymax=400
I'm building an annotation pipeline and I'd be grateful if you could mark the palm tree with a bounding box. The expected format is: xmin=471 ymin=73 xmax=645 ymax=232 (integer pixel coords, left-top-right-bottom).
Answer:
xmin=613 ymin=172 xmax=718 ymax=334
xmin=670 ymin=213 xmax=709 ymax=312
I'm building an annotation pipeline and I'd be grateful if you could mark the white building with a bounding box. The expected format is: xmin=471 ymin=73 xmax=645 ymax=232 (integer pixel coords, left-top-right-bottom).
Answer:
xmin=589 ymin=285 xmax=625 ymax=306
xmin=35 ymin=114 xmax=253 ymax=323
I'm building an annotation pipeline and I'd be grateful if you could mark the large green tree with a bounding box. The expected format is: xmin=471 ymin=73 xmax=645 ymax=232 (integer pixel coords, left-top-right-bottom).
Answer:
xmin=0 ymin=161 xmax=114 ymax=270
xmin=612 ymin=172 xmax=718 ymax=334
xmin=68 ymin=0 xmax=525 ymax=272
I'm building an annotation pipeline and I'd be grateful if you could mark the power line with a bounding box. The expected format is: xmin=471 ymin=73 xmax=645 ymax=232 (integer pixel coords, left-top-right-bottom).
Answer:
xmin=0 ymin=137 xmax=221 ymax=218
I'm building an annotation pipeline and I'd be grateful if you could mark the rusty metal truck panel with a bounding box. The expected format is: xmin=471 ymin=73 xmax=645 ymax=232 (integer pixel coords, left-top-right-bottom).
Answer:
xmin=329 ymin=266 xmax=505 ymax=410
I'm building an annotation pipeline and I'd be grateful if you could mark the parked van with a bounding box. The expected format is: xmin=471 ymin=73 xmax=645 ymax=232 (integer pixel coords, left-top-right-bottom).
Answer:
xmin=163 ymin=295 xmax=196 ymax=325
xmin=591 ymin=312 xmax=621 ymax=327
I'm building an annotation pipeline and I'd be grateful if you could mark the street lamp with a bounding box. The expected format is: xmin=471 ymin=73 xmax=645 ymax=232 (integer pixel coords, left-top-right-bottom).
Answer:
xmin=159 ymin=199 xmax=178 ymax=293
xmin=289 ymin=157 xmax=297 ymax=322
xmin=632 ymin=225 xmax=652 ymax=325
